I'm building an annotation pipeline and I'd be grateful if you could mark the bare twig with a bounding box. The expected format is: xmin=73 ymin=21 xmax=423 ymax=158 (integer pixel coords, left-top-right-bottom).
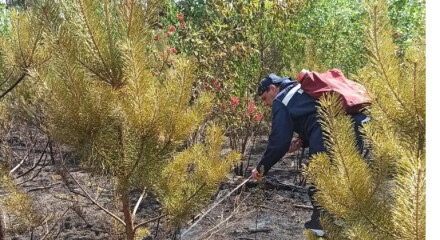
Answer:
xmin=133 ymin=213 xmax=167 ymax=231
xmin=27 ymin=183 xmax=61 ymax=192
xmin=62 ymin=164 xmax=126 ymax=226
xmin=16 ymin=153 xmax=49 ymax=185
xmin=16 ymin=141 xmax=49 ymax=179
xmin=154 ymin=212 xmax=161 ymax=239
xmin=9 ymin=139 xmax=38 ymax=174
xmin=40 ymin=208 xmax=70 ymax=240
xmin=248 ymin=227 xmax=272 ymax=233
xmin=290 ymin=203 xmax=313 ymax=210
xmin=198 ymin=193 xmax=252 ymax=240
xmin=244 ymin=119 xmax=262 ymax=175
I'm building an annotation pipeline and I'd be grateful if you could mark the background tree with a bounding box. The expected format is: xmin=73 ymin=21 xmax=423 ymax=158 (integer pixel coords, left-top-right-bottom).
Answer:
xmin=388 ymin=0 xmax=425 ymax=54
xmin=305 ymin=1 xmax=425 ymax=239
xmin=288 ymin=0 xmax=367 ymax=76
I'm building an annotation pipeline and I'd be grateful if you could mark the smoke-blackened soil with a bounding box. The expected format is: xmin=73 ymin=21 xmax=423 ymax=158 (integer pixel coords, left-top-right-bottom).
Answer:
xmin=4 ymin=135 xmax=313 ymax=240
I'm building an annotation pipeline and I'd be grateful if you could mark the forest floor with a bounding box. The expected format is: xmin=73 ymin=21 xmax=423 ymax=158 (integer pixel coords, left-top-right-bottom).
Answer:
xmin=4 ymin=134 xmax=314 ymax=240
xmin=180 ymin=136 xmax=313 ymax=240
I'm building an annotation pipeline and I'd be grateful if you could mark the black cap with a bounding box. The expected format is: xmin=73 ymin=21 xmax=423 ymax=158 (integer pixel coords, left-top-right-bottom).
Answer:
xmin=257 ymin=73 xmax=291 ymax=96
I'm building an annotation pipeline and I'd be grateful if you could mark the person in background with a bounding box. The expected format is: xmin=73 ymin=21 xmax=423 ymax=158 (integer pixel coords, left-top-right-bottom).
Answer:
xmin=252 ymin=73 xmax=369 ymax=237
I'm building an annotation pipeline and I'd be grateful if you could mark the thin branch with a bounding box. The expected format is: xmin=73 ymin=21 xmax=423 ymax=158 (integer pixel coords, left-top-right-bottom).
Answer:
xmin=185 ymin=183 xmax=207 ymax=204
xmin=17 ymin=153 xmax=49 ymax=185
xmin=415 ymin=167 xmax=423 ymax=240
xmin=127 ymin=135 xmax=147 ymax=177
xmin=0 ymin=67 xmax=16 ymax=88
xmin=197 ymin=193 xmax=252 ymax=240
xmin=245 ymin=119 xmax=262 ymax=174
xmin=0 ymin=72 xmax=27 ymax=99
xmin=27 ymin=183 xmax=61 ymax=192
xmin=62 ymin=164 xmax=126 ymax=226
xmin=16 ymin=141 xmax=49 ymax=179
xmin=16 ymin=16 xmax=28 ymax=67
xmin=132 ymin=187 xmax=147 ymax=222
xmin=203 ymin=214 xmax=234 ymax=239
xmin=134 ymin=183 xmax=207 ymax=231
xmin=133 ymin=213 xmax=167 ymax=231
xmin=40 ymin=208 xmax=70 ymax=240
xmin=254 ymin=203 xmax=312 ymax=211
xmin=9 ymin=139 xmax=38 ymax=174
xmin=103 ymin=0 xmax=118 ymax=84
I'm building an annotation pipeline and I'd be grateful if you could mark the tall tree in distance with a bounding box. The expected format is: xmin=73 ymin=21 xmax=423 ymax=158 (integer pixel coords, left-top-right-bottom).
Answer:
xmin=305 ymin=0 xmax=425 ymax=239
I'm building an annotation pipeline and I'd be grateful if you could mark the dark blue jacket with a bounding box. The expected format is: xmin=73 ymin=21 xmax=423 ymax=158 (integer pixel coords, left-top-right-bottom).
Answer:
xmin=256 ymin=82 xmax=368 ymax=174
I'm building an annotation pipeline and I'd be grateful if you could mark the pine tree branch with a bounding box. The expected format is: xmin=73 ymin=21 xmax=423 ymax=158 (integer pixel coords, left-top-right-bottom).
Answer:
xmin=0 ymin=71 xmax=27 ymax=99
xmin=127 ymin=0 xmax=135 ymax=37
xmin=412 ymin=62 xmax=424 ymax=157
xmin=27 ymin=22 xmax=44 ymax=66
xmin=16 ymin=17 xmax=28 ymax=67
xmin=373 ymin=96 xmax=402 ymax=127
xmin=372 ymin=5 xmax=411 ymax=115
xmin=36 ymin=54 xmax=52 ymax=68
xmin=76 ymin=57 xmax=110 ymax=84
xmin=0 ymin=67 xmax=17 ymax=88
xmin=185 ymin=183 xmax=207 ymax=204
xmin=77 ymin=0 xmax=112 ymax=84
xmin=103 ymin=0 xmax=120 ymax=85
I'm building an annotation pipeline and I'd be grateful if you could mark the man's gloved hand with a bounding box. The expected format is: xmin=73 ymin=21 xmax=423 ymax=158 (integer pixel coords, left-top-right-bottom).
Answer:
xmin=251 ymin=168 xmax=261 ymax=180
xmin=288 ymin=138 xmax=303 ymax=153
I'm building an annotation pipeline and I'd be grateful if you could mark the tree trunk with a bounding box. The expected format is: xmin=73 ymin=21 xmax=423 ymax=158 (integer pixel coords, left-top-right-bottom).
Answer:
xmin=117 ymin=125 xmax=135 ymax=239
xmin=122 ymin=189 xmax=135 ymax=240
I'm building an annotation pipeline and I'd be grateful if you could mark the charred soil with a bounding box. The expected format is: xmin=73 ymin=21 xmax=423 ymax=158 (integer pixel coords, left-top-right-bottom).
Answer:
xmin=3 ymin=135 xmax=313 ymax=240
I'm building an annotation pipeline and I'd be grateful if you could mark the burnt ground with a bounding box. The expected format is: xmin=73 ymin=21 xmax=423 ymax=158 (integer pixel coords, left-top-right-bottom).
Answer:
xmin=2 ymin=134 xmax=314 ymax=240
xmin=180 ymin=136 xmax=313 ymax=240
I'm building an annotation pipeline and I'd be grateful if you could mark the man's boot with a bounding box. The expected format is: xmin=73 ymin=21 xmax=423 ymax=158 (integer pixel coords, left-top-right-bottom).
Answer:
xmin=304 ymin=186 xmax=325 ymax=237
